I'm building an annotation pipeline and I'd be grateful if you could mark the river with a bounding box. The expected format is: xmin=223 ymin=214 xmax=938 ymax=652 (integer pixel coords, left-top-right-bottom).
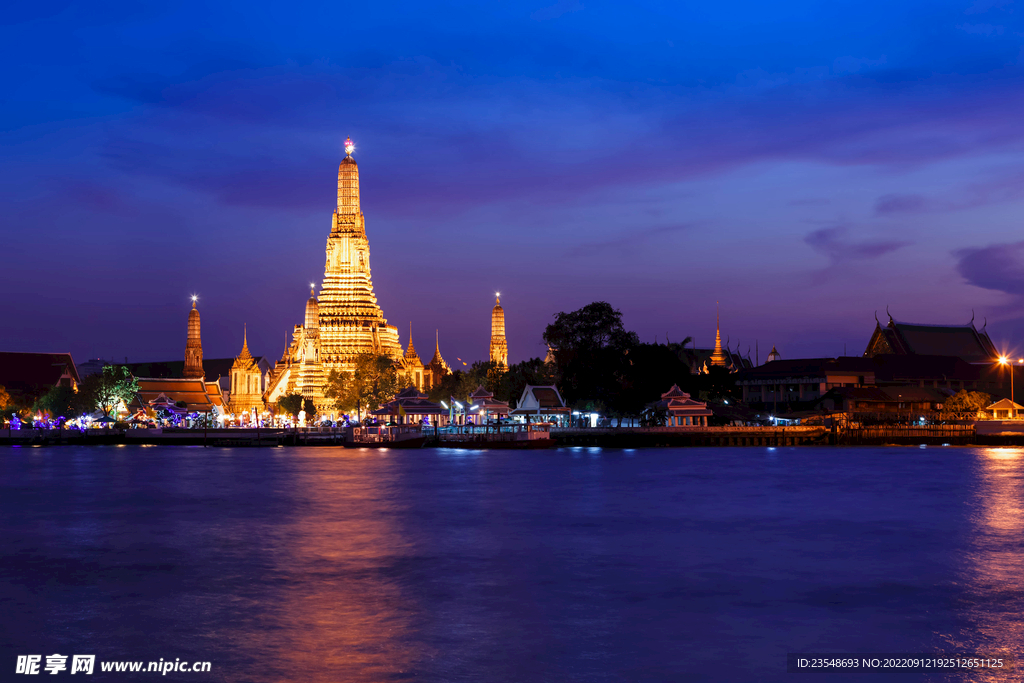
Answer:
xmin=1 ymin=445 xmax=1021 ymax=681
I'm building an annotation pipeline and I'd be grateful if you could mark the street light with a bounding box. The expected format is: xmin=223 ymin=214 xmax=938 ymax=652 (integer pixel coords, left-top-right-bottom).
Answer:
xmin=998 ymin=356 xmax=1014 ymax=418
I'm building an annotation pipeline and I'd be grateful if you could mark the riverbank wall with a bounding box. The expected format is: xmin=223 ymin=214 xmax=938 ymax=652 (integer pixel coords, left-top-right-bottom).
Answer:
xmin=9 ymin=424 xmax=1024 ymax=447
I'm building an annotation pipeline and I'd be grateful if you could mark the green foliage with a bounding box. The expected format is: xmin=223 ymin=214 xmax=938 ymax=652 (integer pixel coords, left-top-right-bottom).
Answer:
xmin=427 ymin=369 xmax=477 ymax=404
xmin=278 ymin=393 xmax=304 ymax=417
xmin=610 ymin=342 xmax=693 ymax=421
xmin=538 ymin=302 xmax=706 ymax=423
xmin=940 ymin=390 xmax=991 ymax=420
xmin=77 ymin=365 xmax=139 ymax=417
xmin=324 ymin=369 xmax=357 ymax=414
xmin=351 ymin=354 xmax=408 ymax=416
xmin=302 ymin=398 xmax=318 ymax=421
xmin=492 ymin=358 xmax=557 ymax=407
xmin=34 ymin=385 xmax=78 ymax=420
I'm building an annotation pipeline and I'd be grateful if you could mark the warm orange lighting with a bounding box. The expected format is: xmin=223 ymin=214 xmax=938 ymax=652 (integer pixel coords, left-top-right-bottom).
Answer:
xmin=999 ymin=355 xmax=1009 ymax=365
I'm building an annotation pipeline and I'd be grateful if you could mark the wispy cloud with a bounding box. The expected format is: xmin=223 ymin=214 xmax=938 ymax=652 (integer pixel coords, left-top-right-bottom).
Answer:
xmin=955 ymin=241 xmax=1024 ymax=298
xmin=805 ymin=226 xmax=910 ymax=264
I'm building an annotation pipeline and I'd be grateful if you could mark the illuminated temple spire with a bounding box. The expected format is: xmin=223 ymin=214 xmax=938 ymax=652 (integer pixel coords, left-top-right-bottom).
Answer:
xmin=183 ymin=295 xmax=205 ymax=379
xmin=710 ymin=302 xmax=728 ymax=367
xmin=237 ymin=323 xmax=253 ymax=363
xmin=490 ymin=293 xmax=508 ymax=368
xmin=317 ymin=137 xmax=403 ymax=374
xmin=405 ymin=322 xmax=422 ymax=364
xmin=297 ymin=285 xmax=325 ymax=401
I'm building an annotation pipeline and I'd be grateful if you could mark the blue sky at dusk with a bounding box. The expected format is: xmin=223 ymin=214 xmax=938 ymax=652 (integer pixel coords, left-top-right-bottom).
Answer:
xmin=4 ymin=0 xmax=1024 ymax=365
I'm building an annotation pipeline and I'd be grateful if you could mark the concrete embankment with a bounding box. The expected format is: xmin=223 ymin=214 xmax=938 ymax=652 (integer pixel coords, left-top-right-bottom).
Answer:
xmin=0 ymin=427 xmax=346 ymax=447
xmin=551 ymin=427 xmax=830 ymax=447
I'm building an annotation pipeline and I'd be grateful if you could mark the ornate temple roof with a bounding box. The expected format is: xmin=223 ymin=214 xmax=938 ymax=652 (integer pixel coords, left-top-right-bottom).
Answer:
xmin=404 ymin=324 xmax=422 ymax=364
xmin=660 ymin=384 xmax=690 ymax=399
xmin=232 ymin=325 xmax=255 ymax=369
xmin=429 ymin=330 xmax=450 ymax=374
xmin=133 ymin=377 xmax=217 ymax=413
xmin=0 ymin=352 xmax=79 ymax=400
xmin=865 ymin=314 xmax=998 ymax=364
xmin=469 ymin=384 xmax=494 ymax=399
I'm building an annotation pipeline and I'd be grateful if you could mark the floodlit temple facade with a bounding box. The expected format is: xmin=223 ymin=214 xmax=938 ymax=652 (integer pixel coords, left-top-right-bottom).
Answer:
xmin=228 ymin=326 xmax=265 ymax=417
xmin=264 ymin=139 xmax=450 ymax=412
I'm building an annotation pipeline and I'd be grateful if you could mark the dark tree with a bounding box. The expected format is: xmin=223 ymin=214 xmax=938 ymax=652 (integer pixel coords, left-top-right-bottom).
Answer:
xmin=34 ymin=385 xmax=78 ymax=420
xmin=543 ymin=301 xmax=639 ymax=409
xmin=302 ymin=398 xmax=318 ymax=421
xmin=278 ymin=393 xmax=304 ymax=417
xmin=77 ymin=365 xmax=139 ymax=418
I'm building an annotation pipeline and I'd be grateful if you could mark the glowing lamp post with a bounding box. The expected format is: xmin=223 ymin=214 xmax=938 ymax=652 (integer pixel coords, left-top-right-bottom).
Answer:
xmin=998 ymin=356 xmax=1015 ymax=418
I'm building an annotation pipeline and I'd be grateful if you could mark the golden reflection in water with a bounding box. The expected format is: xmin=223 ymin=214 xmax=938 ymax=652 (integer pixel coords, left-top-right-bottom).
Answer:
xmin=246 ymin=451 xmax=425 ymax=682
xmin=949 ymin=448 xmax=1024 ymax=681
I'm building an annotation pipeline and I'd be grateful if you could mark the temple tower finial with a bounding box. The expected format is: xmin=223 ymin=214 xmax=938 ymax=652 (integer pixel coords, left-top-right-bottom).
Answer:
xmin=337 ymin=137 xmax=361 ymax=215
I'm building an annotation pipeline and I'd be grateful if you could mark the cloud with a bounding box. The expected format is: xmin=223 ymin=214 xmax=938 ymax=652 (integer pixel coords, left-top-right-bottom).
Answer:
xmin=874 ymin=193 xmax=927 ymax=214
xmin=570 ymin=223 xmax=695 ymax=257
xmin=805 ymin=226 xmax=910 ymax=264
xmin=955 ymin=241 xmax=1024 ymax=297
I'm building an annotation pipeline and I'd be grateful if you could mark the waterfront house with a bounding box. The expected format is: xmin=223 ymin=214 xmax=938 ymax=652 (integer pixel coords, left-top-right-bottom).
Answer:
xmin=510 ymin=385 xmax=571 ymax=425
xmin=467 ymin=385 xmax=510 ymax=423
xmin=985 ymin=398 xmax=1024 ymax=419
xmin=647 ymin=385 xmax=713 ymax=427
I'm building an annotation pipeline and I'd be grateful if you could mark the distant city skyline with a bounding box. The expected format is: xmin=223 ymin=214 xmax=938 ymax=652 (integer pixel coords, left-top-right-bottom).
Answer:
xmin=4 ymin=0 xmax=1024 ymax=365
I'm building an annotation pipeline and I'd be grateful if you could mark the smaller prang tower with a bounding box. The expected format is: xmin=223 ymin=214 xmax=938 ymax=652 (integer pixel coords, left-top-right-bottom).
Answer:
xmin=490 ymin=293 xmax=508 ymax=368
xmin=183 ymin=295 xmax=205 ymax=379
xmin=710 ymin=302 xmax=728 ymax=368
xmin=297 ymin=286 xmax=325 ymax=403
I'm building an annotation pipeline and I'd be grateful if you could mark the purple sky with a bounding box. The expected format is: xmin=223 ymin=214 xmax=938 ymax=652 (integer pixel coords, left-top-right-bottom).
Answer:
xmin=4 ymin=0 xmax=1024 ymax=366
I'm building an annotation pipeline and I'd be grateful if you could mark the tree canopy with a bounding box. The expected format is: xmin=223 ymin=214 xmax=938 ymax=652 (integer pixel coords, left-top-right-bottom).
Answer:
xmin=34 ymin=385 xmax=79 ymax=420
xmin=940 ymin=390 xmax=991 ymax=420
xmin=277 ymin=393 xmax=304 ymax=417
xmin=77 ymin=366 xmax=139 ymax=418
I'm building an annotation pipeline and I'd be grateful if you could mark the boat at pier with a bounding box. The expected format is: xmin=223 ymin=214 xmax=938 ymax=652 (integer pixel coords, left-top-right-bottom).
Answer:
xmin=436 ymin=423 xmax=554 ymax=449
xmin=344 ymin=425 xmax=427 ymax=449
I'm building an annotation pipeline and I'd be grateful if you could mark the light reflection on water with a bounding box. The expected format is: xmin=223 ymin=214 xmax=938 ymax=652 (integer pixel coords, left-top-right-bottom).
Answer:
xmin=939 ymin=447 xmax=1024 ymax=682
xmin=3 ymin=446 xmax=1024 ymax=682
xmin=252 ymin=457 xmax=423 ymax=681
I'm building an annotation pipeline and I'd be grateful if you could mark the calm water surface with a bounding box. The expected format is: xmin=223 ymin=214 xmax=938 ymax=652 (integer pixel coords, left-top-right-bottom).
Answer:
xmin=1 ymin=445 xmax=1023 ymax=682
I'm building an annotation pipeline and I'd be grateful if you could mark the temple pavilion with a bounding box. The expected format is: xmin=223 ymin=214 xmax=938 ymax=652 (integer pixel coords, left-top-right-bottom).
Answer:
xmin=647 ymin=384 xmax=712 ymax=427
